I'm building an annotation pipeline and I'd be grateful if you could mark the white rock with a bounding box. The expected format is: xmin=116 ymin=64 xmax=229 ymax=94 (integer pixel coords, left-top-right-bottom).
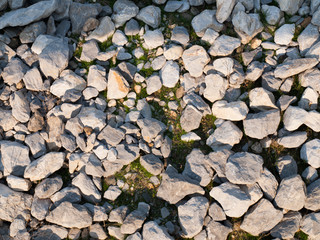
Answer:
xmin=274 ymin=24 xmax=295 ymax=45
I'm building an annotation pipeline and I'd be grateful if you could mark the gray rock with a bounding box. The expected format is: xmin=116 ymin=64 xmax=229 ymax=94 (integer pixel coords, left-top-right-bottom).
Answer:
xmin=257 ymin=168 xmax=279 ymax=200
xmin=86 ymin=16 xmax=115 ymax=42
xmin=301 ymin=139 xmax=320 ymax=168
xmin=146 ymin=74 xmax=162 ymax=94
xmin=240 ymin=198 xmax=283 ymax=236
xmin=104 ymin=185 xmax=122 ymax=201
xmin=178 ymin=196 xmax=209 ymax=238
xmin=19 ymin=21 xmax=46 ymax=44
xmin=216 ymin=0 xmax=236 ymax=23
xmin=212 ymin=57 xmax=234 ymax=76
xmin=91 ymin=224 xmax=108 ymax=240
xmin=305 ymin=110 xmax=320 ymax=132
xmin=10 ymin=90 xmax=30 ymax=123
xmin=136 ymin=5 xmax=161 ymax=28
xmin=245 ymin=61 xmax=265 ymax=82
xmin=243 ymin=109 xmax=280 ymax=139
xmin=276 ymin=0 xmax=303 ymax=15
xmin=125 ymin=19 xmax=140 ymax=36
xmin=142 ymin=221 xmax=173 ymax=240
xmin=182 ymin=149 xmax=213 ymax=186
xmin=208 ymin=35 xmax=241 ymax=56
xmin=206 ymin=121 xmax=242 ymax=151
xmin=210 ymin=182 xmax=251 ymax=217
xmin=31 ymin=34 xmax=57 ymax=55
xmin=271 ymin=211 xmax=302 ymax=239
xmin=274 ymin=24 xmax=295 ymax=45
xmin=171 ymin=26 xmax=189 ymax=45
xmin=0 ymin=109 xmax=18 ymax=131
xmin=2 ymin=57 xmax=29 ymax=86
xmin=261 ymin=5 xmax=281 ymax=25
xmin=300 ymin=68 xmax=320 ymax=93
xmin=261 ymin=71 xmax=283 ymax=92
xmin=298 ymin=87 xmax=319 ymax=110
xmin=24 ymin=152 xmax=65 ymax=181
xmin=77 ymin=107 xmax=106 ymax=133
xmin=201 ymin=28 xmax=219 ymax=45
xmin=0 ymin=183 xmax=33 ymax=222
xmin=302 ymin=166 xmax=318 ymax=183
xmin=137 ymin=118 xmax=166 ymax=143
xmin=211 ymin=100 xmax=248 ymax=121
xmin=160 ymin=60 xmax=180 ymax=88
xmin=23 ymin=67 xmax=43 ymax=91
xmin=107 ymin=69 xmax=130 ymax=100
xmin=206 ymin=220 xmax=232 ymax=240
xmin=274 ymin=175 xmax=306 ymax=211
xmin=274 ymin=58 xmax=318 ymax=79
xmin=50 ymin=187 xmax=81 ymax=206
xmin=111 ymin=0 xmax=139 ymax=27
xmin=9 ymin=217 xmax=27 ymax=238
xmin=0 ymin=0 xmax=59 ymax=30
xmin=151 ymin=56 xmax=166 ymax=70
xmin=298 ymin=24 xmax=319 ymax=54
xmin=203 ymin=73 xmax=228 ymax=103
xmin=144 ymin=29 xmax=164 ymax=49
xmin=109 ymin=206 xmax=129 ymax=224
xmin=180 ymin=104 xmax=203 ymax=132
xmin=31 ymin=196 xmax=51 ymax=221
xmin=84 ymin=203 xmax=109 ymax=222
xmin=276 ymin=155 xmax=297 ymax=179
xmin=116 ymin=144 xmax=140 ymax=165
xmin=112 ymin=29 xmax=128 ymax=46
xmin=249 ymin=87 xmax=277 ymax=111
xmin=6 ymin=175 xmax=31 ymax=192
xmin=98 ymin=125 xmax=125 ymax=146
xmin=157 ymin=165 xmax=205 ymax=204
xmin=0 ymin=141 xmax=30 ymax=177
xmin=39 ymin=38 xmax=69 ymax=79
xmin=300 ymin=212 xmax=320 ymax=239
xmin=277 ymin=131 xmax=307 ymax=148
xmin=283 ymin=106 xmax=308 ymax=131
xmin=33 ymin=224 xmax=68 ymax=240
xmin=182 ymin=45 xmax=210 ymax=77
xmin=80 ymin=40 xmax=99 ymax=62
xmin=127 ymin=232 xmax=142 ymax=240
xmin=46 ymin=202 xmax=92 ymax=229
xmin=121 ymin=202 xmax=150 ymax=234
xmin=192 ymin=10 xmax=223 ymax=37
xmin=207 ymin=150 xmax=232 ymax=178
xmin=276 ymin=95 xmax=297 ymax=111
xmin=208 ymin=202 xmax=226 ymax=221
xmin=140 ymin=154 xmax=164 ymax=175
xmin=164 ymin=1 xmax=183 ymax=12
xmin=0 ymin=0 xmax=7 ymax=11
xmin=72 ymin=171 xmax=101 ymax=203
xmin=35 ymin=176 xmax=63 ymax=199
xmin=305 ymin=178 xmax=320 ymax=211
xmin=226 ymin=152 xmax=263 ymax=185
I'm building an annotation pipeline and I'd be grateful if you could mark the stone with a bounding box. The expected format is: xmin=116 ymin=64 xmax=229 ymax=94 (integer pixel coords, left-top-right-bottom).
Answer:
xmin=77 ymin=107 xmax=106 ymax=133
xmin=277 ymin=131 xmax=307 ymax=148
xmin=151 ymin=56 xmax=166 ymax=70
xmin=274 ymin=175 xmax=306 ymax=211
xmin=299 ymin=68 xmax=320 ymax=93
xmin=160 ymin=60 xmax=180 ymax=88
xmin=298 ymin=87 xmax=319 ymax=110
xmin=137 ymin=118 xmax=166 ymax=143
xmin=121 ymin=202 xmax=150 ymax=234
xmin=211 ymin=100 xmax=248 ymax=121
xmin=181 ymin=132 xmax=201 ymax=141
xmin=143 ymin=29 xmax=164 ymax=49
xmin=298 ymin=24 xmax=319 ymax=53
xmin=50 ymin=187 xmax=81 ymax=206
xmin=116 ymin=144 xmax=140 ymax=165
xmin=207 ymin=150 xmax=232 ymax=178
xmin=274 ymin=58 xmax=318 ymax=79
xmin=23 ymin=67 xmax=43 ymax=91
xmin=206 ymin=121 xmax=243 ymax=151
xmin=46 ymin=202 xmax=92 ymax=229
xmin=163 ymin=44 xmax=183 ymax=60
xmin=24 ymin=152 xmax=65 ymax=181
xmin=0 ymin=141 xmax=30 ymax=177
xmin=225 ymin=152 xmax=263 ymax=185
xmin=72 ymin=171 xmax=101 ymax=203
xmin=0 ymin=183 xmax=33 ymax=222
xmin=302 ymin=166 xmax=318 ymax=183
xmin=109 ymin=206 xmax=129 ymax=224
xmin=182 ymin=45 xmax=210 ymax=77
xmin=20 ymin=21 xmax=46 ymax=44
xmin=249 ymin=87 xmax=277 ymax=111
xmin=245 ymin=61 xmax=265 ymax=81
xmin=271 ymin=211 xmax=302 ymax=239
xmin=112 ymin=30 xmax=128 ymax=46
xmin=136 ymin=5 xmax=161 ymax=28
xmin=35 ymin=176 xmax=63 ymax=199
xmin=301 ymin=139 xmax=320 ymax=168
xmin=276 ymin=155 xmax=298 ymax=179
xmin=178 ymin=196 xmax=209 ymax=238
xmin=10 ymin=90 xmax=30 ymax=123
xmin=206 ymin=220 xmax=232 ymax=240
xmin=201 ymin=28 xmax=219 ymax=45
xmin=305 ymin=110 xmax=320 ymax=132
xmin=0 ymin=0 xmax=59 ymax=30
xmin=39 ymin=38 xmax=69 ymax=79
xmin=0 ymin=109 xmax=18 ymax=131
xmin=125 ymin=19 xmax=140 ymax=36
xmin=107 ymin=69 xmax=130 ymax=100
xmin=213 ymin=57 xmax=234 ymax=76
xmin=104 ymin=185 xmax=122 ymax=201
xmin=140 ymin=154 xmax=164 ymax=175
xmin=90 ymin=224 xmax=108 ymax=240
xmin=31 ymin=34 xmax=56 ymax=55
xmin=192 ymin=10 xmax=223 ymax=37
xmin=300 ymin=212 xmax=320 ymax=239
xmin=142 ymin=221 xmax=173 ymax=240
xmin=305 ymin=178 xmax=320 ymax=211
xmin=283 ymin=106 xmax=308 ymax=131
xmin=261 ymin=5 xmax=281 ymax=25
xmin=157 ymin=165 xmax=205 ymax=204
xmin=208 ymin=202 xmax=226 ymax=221
xmin=243 ymin=109 xmax=280 ymax=139
xmin=261 ymin=71 xmax=283 ymax=92
xmin=257 ymin=168 xmax=278 ymax=200
xmin=240 ymin=198 xmax=283 ymax=236
xmin=86 ymin=16 xmax=115 ymax=42
xmin=164 ymin=1 xmax=183 ymax=12
xmin=80 ymin=40 xmax=99 ymax=62
xmin=203 ymin=74 xmax=228 ymax=103
xmin=171 ymin=26 xmax=189 ymax=45
xmin=6 ymin=175 xmax=31 ymax=192
xmin=2 ymin=57 xmax=28 ymax=86
xmin=146 ymin=74 xmax=162 ymax=95
xmin=111 ymin=0 xmax=139 ymax=27
xmin=208 ymin=35 xmax=241 ymax=56
xmin=98 ymin=125 xmax=125 ymax=146
xmin=216 ymin=0 xmax=236 ymax=23
xmin=180 ymin=104 xmax=203 ymax=132
xmin=182 ymin=149 xmax=213 ymax=186
xmin=210 ymin=182 xmax=251 ymax=217
xmin=276 ymin=0 xmax=303 ymax=15
xmin=274 ymin=24 xmax=295 ymax=45
xmin=277 ymin=95 xmax=297 ymax=111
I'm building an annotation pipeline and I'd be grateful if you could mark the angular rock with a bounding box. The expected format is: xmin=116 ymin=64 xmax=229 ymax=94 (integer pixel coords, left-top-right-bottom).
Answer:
xmin=10 ymin=90 xmax=30 ymax=123
xmin=121 ymin=202 xmax=150 ymax=234
xmin=31 ymin=196 xmax=51 ymax=221
xmin=50 ymin=187 xmax=81 ymax=207
xmin=98 ymin=125 xmax=125 ymax=146
xmin=277 ymin=131 xmax=307 ymax=148
xmin=23 ymin=67 xmax=43 ymax=91
xmin=104 ymin=185 xmax=122 ymax=201
xmin=276 ymin=155 xmax=298 ymax=179
xmin=111 ymin=0 xmax=139 ymax=27
xmin=216 ymin=0 xmax=236 ymax=23
xmin=257 ymin=168 xmax=278 ymax=200
xmin=208 ymin=35 xmax=241 ymax=56
xmin=2 ymin=57 xmax=29 ymax=86
xmin=298 ymin=24 xmax=319 ymax=54
xmin=211 ymin=100 xmax=248 ymax=121
xmin=270 ymin=211 xmax=302 ymax=239
xmin=305 ymin=178 xmax=320 ymax=211
xmin=276 ymin=0 xmax=303 ymax=15
xmin=274 ymin=58 xmax=318 ymax=79
xmin=35 ymin=176 xmax=63 ymax=199
xmin=249 ymin=87 xmax=277 ymax=111
xmin=182 ymin=45 xmax=210 ymax=78
xmin=86 ymin=16 xmax=115 ymax=42
xmin=136 ymin=5 xmax=161 ymax=28
xmin=140 ymin=154 xmax=164 ymax=176
xmin=261 ymin=5 xmax=281 ymax=25
xmin=212 ymin=57 xmax=234 ymax=76
xmin=171 ymin=26 xmax=189 ymax=45
xmin=160 ymin=60 xmax=180 ymax=88
xmin=206 ymin=220 xmax=232 ymax=240
xmin=20 ymin=21 xmax=46 ymax=44
xmin=107 ymin=69 xmax=130 ymax=100
xmin=301 ymin=139 xmax=320 ymax=168
xmin=142 ymin=221 xmax=173 ymax=240
xmin=180 ymin=104 xmax=203 ymax=132
xmin=203 ymin=73 xmax=228 ymax=103
xmin=0 ymin=109 xmax=18 ymax=131
xmin=137 ymin=118 xmax=166 ymax=143
xmin=80 ymin=40 xmax=99 ymax=62
xmin=192 ymin=10 xmax=223 ymax=37
xmin=300 ymin=212 xmax=320 ymax=239
xmin=77 ymin=107 xmax=106 ymax=133
xmin=283 ymin=106 xmax=308 ymax=131
xmin=87 ymin=65 xmax=107 ymax=92
xmin=6 ymin=175 xmax=32 ymax=192
xmin=146 ymin=74 xmax=162 ymax=94
xmin=72 ymin=171 xmax=101 ymax=203
xmin=144 ymin=29 xmax=164 ymax=49
xmin=274 ymin=24 xmax=295 ymax=45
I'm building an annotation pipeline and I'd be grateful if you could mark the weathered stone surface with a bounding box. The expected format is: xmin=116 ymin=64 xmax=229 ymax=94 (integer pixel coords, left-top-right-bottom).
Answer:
xmin=203 ymin=74 xmax=228 ymax=103
xmin=6 ymin=175 xmax=32 ymax=192
xmin=111 ymin=0 xmax=139 ymax=27
xmin=98 ymin=125 xmax=125 ymax=146
xmin=277 ymin=131 xmax=307 ymax=148
xmin=249 ymin=87 xmax=277 ymax=111
xmin=86 ymin=16 xmax=115 ymax=42
xmin=0 ymin=109 xmax=18 ymax=131
xmin=271 ymin=211 xmax=302 ymax=239
xmin=182 ymin=45 xmax=210 ymax=78
xmin=31 ymin=196 xmax=51 ymax=221
xmin=211 ymin=100 xmax=248 ymax=121
xmin=121 ymin=202 xmax=150 ymax=234
xmin=23 ymin=67 xmax=43 ymax=91
xmin=283 ymin=106 xmax=308 ymax=131
xmin=298 ymin=24 xmax=319 ymax=53
xmin=301 ymin=139 xmax=320 ymax=168
xmin=276 ymin=155 xmax=298 ymax=179
xmin=87 ymin=65 xmax=107 ymax=92
xmin=107 ymin=69 xmax=130 ymax=100
xmin=2 ymin=58 xmax=28 ymax=86
xmin=274 ymin=58 xmax=318 ymax=79
xmin=77 ymin=107 xmax=106 ymax=133
xmin=160 ymin=60 xmax=180 ymax=88
xmin=137 ymin=118 xmax=166 ymax=143
xmin=305 ymin=179 xmax=320 ymax=211
xmin=35 ymin=176 xmax=63 ymax=199
xmin=10 ymin=90 xmax=30 ymax=123
xmin=206 ymin=220 xmax=232 ymax=240
xmin=20 ymin=21 xmax=46 ymax=44
xmin=180 ymin=104 xmax=203 ymax=132
xmin=300 ymin=212 xmax=320 ymax=239
xmin=276 ymin=0 xmax=303 ymax=15
xmin=72 ymin=171 xmax=101 ymax=203
xmin=274 ymin=24 xmax=295 ymax=45
xmin=136 ymin=5 xmax=161 ymax=28
xmin=257 ymin=168 xmax=278 ymax=200
xmin=216 ymin=0 xmax=236 ymax=23
xmin=142 ymin=221 xmax=173 ymax=240
xmin=208 ymin=35 xmax=241 ymax=56
xmin=140 ymin=154 xmax=164 ymax=176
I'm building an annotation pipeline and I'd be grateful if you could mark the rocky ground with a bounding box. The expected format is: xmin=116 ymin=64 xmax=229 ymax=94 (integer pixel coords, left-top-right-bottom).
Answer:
xmin=1 ymin=0 xmax=320 ymax=239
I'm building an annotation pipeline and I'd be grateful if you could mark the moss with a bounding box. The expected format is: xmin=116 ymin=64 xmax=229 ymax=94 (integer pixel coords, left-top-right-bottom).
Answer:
xmin=292 ymin=25 xmax=304 ymax=42
xmin=291 ymin=75 xmax=304 ymax=100
xmin=130 ymin=158 xmax=154 ymax=179
xmin=140 ymin=67 xmax=155 ymax=78
xmin=294 ymin=231 xmax=309 ymax=240
xmin=98 ymin=37 xmax=113 ymax=52
xmin=80 ymin=60 xmax=96 ymax=72
xmin=73 ymin=46 xmax=83 ymax=58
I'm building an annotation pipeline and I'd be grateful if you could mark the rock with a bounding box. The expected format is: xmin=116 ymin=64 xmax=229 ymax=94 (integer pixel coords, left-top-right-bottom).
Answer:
xmin=157 ymin=165 xmax=205 ymax=204
xmin=206 ymin=220 xmax=232 ymax=240
xmin=30 ymin=197 xmax=51 ymax=221
xmin=19 ymin=21 xmax=46 ymax=44
xmin=210 ymin=182 xmax=251 ymax=217
xmin=302 ymin=166 xmax=318 ymax=183
xmin=50 ymin=187 xmax=81 ymax=206
xmin=35 ymin=176 xmax=63 ymax=199
xmin=10 ymin=90 xmax=30 ymax=123
xmin=143 ymin=29 xmax=164 ymax=49
xmin=305 ymin=110 xmax=320 ymax=132
xmin=137 ymin=118 xmax=166 ymax=143
xmin=271 ymin=211 xmax=302 ymax=239
xmin=178 ymin=196 xmax=209 ymax=238
xmin=276 ymin=0 xmax=303 ymax=15
xmin=208 ymin=35 xmax=241 ymax=56
xmin=216 ymin=0 xmax=236 ymax=23
xmin=243 ymin=109 xmax=280 ymax=139
xmin=225 ymin=152 xmax=263 ymax=185
xmin=80 ymin=40 xmax=99 ymax=62
xmin=180 ymin=104 xmax=203 ymax=132
xmin=274 ymin=58 xmax=318 ymax=79
xmin=276 ymin=155 xmax=297 ymax=179
xmin=121 ymin=202 xmax=150 ymax=234
xmin=277 ymin=131 xmax=307 ymax=148
xmin=298 ymin=87 xmax=319 ymax=110
xmin=261 ymin=71 xmax=283 ymax=92
xmin=104 ymin=185 xmax=122 ymax=201
xmin=72 ymin=171 xmax=101 ymax=203
xmin=274 ymin=175 xmax=306 ymax=211
xmin=142 ymin=221 xmax=173 ymax=240
xmin=182 ymin=45 xmax=210 ymax=77
xmin=213 ymin=57 xmax=234 ymax=76
xmin=6 ymin=175 xmax=31 ymax=192
xmin=211 ymin=100 xmax=248 ymax=121
xmin=107 ymin=69 xmax=130 ymax=100
xmin=0 ymin=109 xmax=18 ymax=131
xmin=98 ymin=125 xmax=125 ymax=147
xmin=181 ymin=132 xmax=201 ymax=142
xmin=298 ymin=24 xmax=319 ymax=53
xmin=171 ymin=26 xmax=189 ymax=45
xmin=86 ymin=16 xmax=115 ymax=42
xmin=112 ymin=30 xmax=128 ymax=46
xmin=70 ymin=2 xmax=101 ymax=34
xmin=277 ymin=95 xmax=297 ymax=111
xmin=111 ymin=0 xmax=139 ymax=27
xmin=146 ymin=74 xmax=162 ymax=94
xmin=90 ymin=224 xmax=108 ymax=240
xmin=116 ymin=144 xmax=140 ymax=165
xmin=39 ymin=38 xmax=69 ymax=79
xmin=192 ymin=10 xmax=223 ymax=37
xmin=283 ymin=106 xmax=308 ymax=131
xmin=31 ymin=34 xmax=56 ymax=55
xmin=24 ymin=152 xmax=65 ymax=181
xmin=232 ymin=11 xmax=264 ymax=44
xmin=274 ymin=24 xmax=295 ymax=45
xmin=203 ymin=74 xmax=228 ymax=103
xmin=208 ymin=202 xmax=226 ymax=221
xmin=46 ymin=202 xmax=92 ymax=229
xmin=0 ymin=183 xmax=33 ymax=222
xmin=136 ymin=5 xmax=161 ymax=28
xmin=240 ymin=198 xmax=283 ymax=236
xmin=140 ymin=154 xmax=164 ymax=175
xmin=164 ymin=1 xmax=183 ymax=12
xmin=0 ymin=0 xmax=59 ymax=30
xmin=87 ymin=65 xmax=107 ymax=92
xmin=245 ymin=61 xmax=265 ymax=81
xmin=299 ymin=68 xmax=320 ymax=93
xmin=206 ymin=121 xmax=243 ymax=151
xmin=33 ymin=225 xmax=68 ymax=239
xmin=300 ymin=212 xmax=320 ymax=239
xmin=305 ymin=178 xmax=320 ymax=211
xmin=23 ymin=67 xmax=43 ymax=91
xmin=182 ymin=149 xmax=213 ymax=186
xmin=206 ymin=150 xmax=232 ymax=178
xmin=249 ymin=87 xmax=277 ymax=111
xmin=160 ymin=60 xmax=180 ymax=88
xmin=257 ymin=167 xmax=278 ymax=200
xmin=77 ymin=107 xmax=106 ymax=133
xmin=201 ymin=28 xmax=219 ymax=45
xmin=301 ymin=139 xmax=320 ymax=168
xmin=261 ymin=5 xmax=281 ymax=25
xmin=2 ymin=57 xmax=29 ymax=86
xmin=109 ymin=206 xmax=129 ymax=224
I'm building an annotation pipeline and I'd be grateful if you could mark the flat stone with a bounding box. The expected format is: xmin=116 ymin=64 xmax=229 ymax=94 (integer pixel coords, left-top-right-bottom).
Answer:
xmin=23 ymin=67 xmax=43 ymax=91
xmin=277 ymin=131 xmax=307 ymax=148
xmin=300 ymin=212 xmax=320 ymax=239
xmin=246 ymin=61 xmax=265 ymax=82
xmin=274 ymin=24 xmax=295 ymax=45
xmin=137 ymin=118 xmax=166 ymax=143
xmin=257 ymin=167 xmax=278 ymax=200
xmin=19 ymin=21 xmax=46 ymax=44
xmin=277 ymin=0 xmax=303 ymax=15
xmin=0 ymin=109 xmax=18 ymax=131
xmin=203 ymin=73 xmax=228 ymax=103
xmin=298 ymin=23 xmax=319 ymax=53
xmin=171 ymin=26 xmax=189 ymax=45
xmin=277 ymin=95 xmax=297 ymax=111
xmin=211 ymin=100 xmax=248 ymax=121
xmin=121 ymin=202 xmax=150 ymax=234
xmin=283 ymin=106 xmax=308 ymax=131
xmin=98 ymin=125 xmax=125 ymax=146
xmin=31 ymin=196 xmax=52 ymax=221
xmin=208 ymin=35 xmax=241 ymax=56
xmin=35 ymin=176 xmax=63 ymax=199
xmin=300 ymin=68 xmax=320 ymax=93
xmin=305 ymin=110 xmax=320 ymax=132
xmin=301 ymin=139 xmax=320 ymax=168
xmin=109 ymin=206 xmax=129 ymax=224
xmin=136 ymin=5 xmax=161 ymax=28
xmin=104 ymin=185 xmax=122 ymax=201
xmin=146 ymin=75 xmax=162 ymax=94
xmin=207 ymin=150 xmax=232 ymax=178
xmin=249 ymin=87 xmax=277 ymax=111
xmin=305 ymin=178 xmax=320 ymax=211
xmin=271 ymin=211 xmax=302 ymax=239
xmin=111 ymin=0 xmax=139 ymax=27
xmin=206 ymin=220 xmax=232 ymax=240
xmin=107 ymin=69 xmax=130 ymax=100
xmin=142 ymin=221 xmax=173 ymax=240
xmin=276 ymin=155 xmax=298 ymax=179
xmin=80 ymin=40 xmax=99 ymax=62
xmin=182 ymin=45 xmax=210 ymax=78
xmin=10 ymin=90 xmax=30 ymax=123
xmin=261 ymin=71 xmax=283 ymax=92
xmin=77 ymin=107 xmax=106 ymax=133
xmin=2 ymin=57 xmax=29 ymax=86
xmin=140 ymin=154 xmax=164 ymax=175
xmin=298 ymin=87 xmax=319 ymax=110
xmin=216 ymin=0 xmax=236 ymax=23
xmin=274 ymin=58 xmax=318 ymax=79
xmin=180 ymin=104 xmax=203 ymax=132
xmin=160 ymin=60 xmax=180 ymax=88
xmin=90 ymin=224 xmax=108 ymax=240
xmin=50 ymin=187 xmax=81 ymax=207
xmin=86 ymin=16 xmax=115 ymax=42
xmin=6 ymin=175 xmax=31 ymax=192
xmin=72 ymin=171 xmax=101 ymax=203
xmin=192 ymin=10 xmax=223 ymax=37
